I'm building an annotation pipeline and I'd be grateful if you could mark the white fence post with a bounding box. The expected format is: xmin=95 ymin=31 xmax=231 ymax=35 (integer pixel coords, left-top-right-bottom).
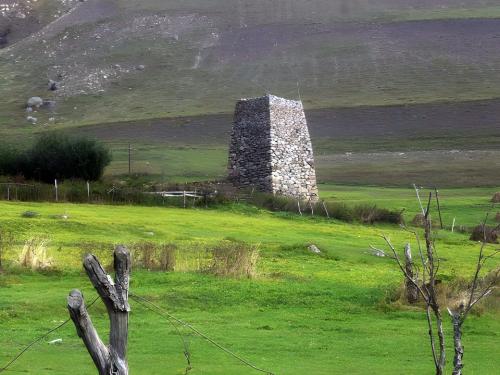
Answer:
xmin=54 ymin=179 xmax=58 ymax=202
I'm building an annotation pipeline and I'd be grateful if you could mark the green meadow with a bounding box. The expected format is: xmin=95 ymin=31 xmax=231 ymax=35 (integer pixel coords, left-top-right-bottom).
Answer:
xmin=0 ymin=194 xmax=498 ymax=374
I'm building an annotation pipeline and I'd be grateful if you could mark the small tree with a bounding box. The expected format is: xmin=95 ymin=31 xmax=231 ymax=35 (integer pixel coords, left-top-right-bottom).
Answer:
xmin=447 ymin=228 xmax=499 ymax=375
xmin=11 ymin=133 xmax=111 ymax=182
xmin=383 ymin=194 xmax=446 ymax=375
xmin=383 ymin=193 xmax=499 ymax=375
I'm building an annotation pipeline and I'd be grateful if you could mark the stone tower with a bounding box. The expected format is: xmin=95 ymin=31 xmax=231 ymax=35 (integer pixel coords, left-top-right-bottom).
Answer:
xmin=228 ymin=94 xmax=318 ymax=200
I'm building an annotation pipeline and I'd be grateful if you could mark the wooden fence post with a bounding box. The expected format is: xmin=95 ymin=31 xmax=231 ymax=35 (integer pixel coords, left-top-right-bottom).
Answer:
xmin=434 ymin=187 xmax=444 ymax=229
xmin=322 ymin=201 xmax=330 ymax=219
xmin=68 ymin=246 xmax=131 ymax=375
xmin=54 ymin=179 xmax=58 ymax=202
xmin=87 ymin=181 xmax=90 ymax=201
xmin=297 ymin=200 xmax=302 ymax=216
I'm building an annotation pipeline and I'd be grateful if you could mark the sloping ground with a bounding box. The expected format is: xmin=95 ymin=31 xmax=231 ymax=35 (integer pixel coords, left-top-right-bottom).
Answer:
xmin=74 ymin=98 xmax=500 ymax=151
xmin=1 ymin=1 xmax=500 ymax=187
xmin=68 ymin=99 xmax=500 ymax=186
xmin=2 ymin=1 xmax=500 ymax=131
xmin=0 ymin=201 xmax=498 ymax=374
xmin=0 ymin=0 xmax=79 ymax=47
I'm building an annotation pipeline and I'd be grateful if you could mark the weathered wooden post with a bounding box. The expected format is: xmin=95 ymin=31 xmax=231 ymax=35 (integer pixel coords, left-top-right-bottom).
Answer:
xmin=68 ymin=246 xmax=131 ymax=375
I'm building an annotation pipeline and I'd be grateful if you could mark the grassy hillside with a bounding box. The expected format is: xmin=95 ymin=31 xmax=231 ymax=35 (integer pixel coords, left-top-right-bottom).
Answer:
xmin=1 ymin=1 xmax=500 ymax=187
xmin=0 ymin=200 xmax=498 ymax=374
xmin=84 ymin=100 xmax=500 ymax=186
xmin=2 ymin=0 xmax=500 ymax=130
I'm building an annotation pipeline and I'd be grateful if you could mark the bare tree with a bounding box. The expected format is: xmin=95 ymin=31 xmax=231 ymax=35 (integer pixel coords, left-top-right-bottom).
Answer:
xmin=447 ymin=227 xmax=499 ymax=375
xmin=384 ymin=193 xmax=499 ymax=375
xmin=383 ymin=193 xmax=446 ymax=375
xmin=68 ymin=245 xmax=131 ymax=375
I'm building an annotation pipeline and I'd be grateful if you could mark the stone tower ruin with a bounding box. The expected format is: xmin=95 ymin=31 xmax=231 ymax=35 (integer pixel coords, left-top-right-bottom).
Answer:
xmin=228 ymin=94 xmax=318 ymax=200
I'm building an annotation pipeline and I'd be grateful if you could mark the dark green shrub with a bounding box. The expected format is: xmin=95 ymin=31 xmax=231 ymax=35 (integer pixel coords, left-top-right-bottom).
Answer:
xmin=29 ymin=133 xmax=111 ymax=182
xmin=8 ymin=133 xmax=111 ymax=183
xmin=320 ymin=201 xmax=354 ymax=222
xmin=354 ymin=205 xmax=403 ymax=225
xmin=0 ymin=145 xmax=24 ymax=176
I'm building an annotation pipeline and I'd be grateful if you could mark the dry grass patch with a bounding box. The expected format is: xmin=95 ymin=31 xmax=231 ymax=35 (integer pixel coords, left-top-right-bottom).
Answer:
xmin=208 ymin=240 xmax=260 ymax=278
xmin=18 ymin=237 xmax=53 ymax=270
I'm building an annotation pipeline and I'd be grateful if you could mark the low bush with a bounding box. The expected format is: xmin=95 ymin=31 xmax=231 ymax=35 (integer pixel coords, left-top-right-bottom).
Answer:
xmin=207 ymin=240 xmax=259 ymax=278
xmin=248 ymin=192 xmax=401 ymax=224
xmin=470 ymin=224 xmax=499 ymax=244
xmin=491 ymin=192 xmax=500 ymax=203
xmin=21 ymin=211 xmax=40 ymax=218
xmin=131 ymin=242 xmax=178 ymax=271
xmin=354 ymin=205 xmax=403 ymax=225
xmin=320 ymin=201 xmax=354 ymax=222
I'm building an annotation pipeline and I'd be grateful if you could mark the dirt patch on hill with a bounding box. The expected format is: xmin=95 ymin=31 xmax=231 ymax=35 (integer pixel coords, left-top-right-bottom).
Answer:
xmin=75 ymin=98 xmax=500 ymax=151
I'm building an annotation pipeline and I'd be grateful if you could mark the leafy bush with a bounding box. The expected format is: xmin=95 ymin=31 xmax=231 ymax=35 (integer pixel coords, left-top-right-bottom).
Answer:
xmin=1 ymin=133 xmax=111 ymax=182
xmin=0 ymin=145 xmax=23 ymax=177
xmin=318 ymin=201 xmax=354 ymax=222
xmin=248 ymin=192 xmax=401 ymax=224
xmin=354 ymin=205 xmax=403 ymax=225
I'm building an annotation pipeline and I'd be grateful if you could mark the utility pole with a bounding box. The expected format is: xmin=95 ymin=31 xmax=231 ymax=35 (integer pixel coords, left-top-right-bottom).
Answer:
xmin=128 ymin=144 xmax=132 ymax=175
xmin=435 ymin=187 xmax=444 ymax=229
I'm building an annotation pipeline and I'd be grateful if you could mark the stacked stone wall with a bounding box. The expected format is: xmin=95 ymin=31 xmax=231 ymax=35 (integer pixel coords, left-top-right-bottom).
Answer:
xmin=228 ymin=96 xmax=272 ymax=192
xmin=228 ymin=94 xmax=318 ymax=200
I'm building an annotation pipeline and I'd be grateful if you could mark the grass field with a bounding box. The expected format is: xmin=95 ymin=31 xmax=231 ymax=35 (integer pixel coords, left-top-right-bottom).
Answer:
xmin=1 ymin=2 xmax=500 ymax=372
xmin=0 ymin=197 xmax=498 ymax=374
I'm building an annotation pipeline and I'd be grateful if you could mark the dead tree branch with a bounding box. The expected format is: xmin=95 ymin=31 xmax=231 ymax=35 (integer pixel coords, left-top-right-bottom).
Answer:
xmin=383 ymin=192 xmax=446 ymax=375
xmin=68 ymin=245 xmax=131 ymax=375
xmin=447 ymin=220 xmax=500 ymax=375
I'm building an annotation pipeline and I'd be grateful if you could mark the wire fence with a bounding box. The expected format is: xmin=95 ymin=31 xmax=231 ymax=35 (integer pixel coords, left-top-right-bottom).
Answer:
xmin=0 ymin=181 xmax=219 ymax=208
xmin=0 ymin=293 xmax=275 ymax=375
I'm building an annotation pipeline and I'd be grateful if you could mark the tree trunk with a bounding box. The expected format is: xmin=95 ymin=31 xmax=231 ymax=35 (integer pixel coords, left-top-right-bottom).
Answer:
xmin=404 ymin=243 xmax=418 ymax=304
xmin=435 ymin=309 xmax=446 ymax=375
xmin=451 ymin=313 xmax=464 ymax=375
xmin=68 ymin=245 xmax=131 ymax=375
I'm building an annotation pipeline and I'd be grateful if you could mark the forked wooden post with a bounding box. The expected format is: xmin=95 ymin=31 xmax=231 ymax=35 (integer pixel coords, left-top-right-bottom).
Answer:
xmin=68 ymin=246 xmax=131 ymax=375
